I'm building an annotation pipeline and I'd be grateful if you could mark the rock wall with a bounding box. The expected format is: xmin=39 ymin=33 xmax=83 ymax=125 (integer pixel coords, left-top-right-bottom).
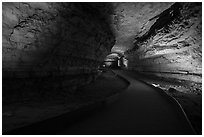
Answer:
xmin=126 ymin=3 xmax=202 ymax=83
xmin=111 ymin=2 xmax=173 ymax=53
xmin=2 ymin=2 xmax=115 ymax=97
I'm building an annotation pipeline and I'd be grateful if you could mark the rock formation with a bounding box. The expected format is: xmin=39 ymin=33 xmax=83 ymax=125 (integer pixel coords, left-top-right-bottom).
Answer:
xmin=119 ymin=3 xmax=201 ymax=85
xmin=111 ymin=2 xmax=173 ymax=53
xmin=3 ymin=2 xmax=115 ymax=73
xmin=3 ymin=3 xmax=115 ymax=94
xmin=3 ymin=2 xmax=202 ymax=97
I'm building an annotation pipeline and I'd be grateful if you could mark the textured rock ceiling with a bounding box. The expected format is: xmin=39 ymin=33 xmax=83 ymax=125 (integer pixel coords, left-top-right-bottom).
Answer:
xmin=111 ymin=2 xmax=173 ymax=53
xmin=2 ymin=2 xmax=202 ymax=84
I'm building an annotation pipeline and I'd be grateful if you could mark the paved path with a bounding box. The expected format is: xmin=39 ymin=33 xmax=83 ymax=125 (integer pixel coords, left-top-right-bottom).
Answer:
xmin=58 ymin=70 xmax=195 ymax=135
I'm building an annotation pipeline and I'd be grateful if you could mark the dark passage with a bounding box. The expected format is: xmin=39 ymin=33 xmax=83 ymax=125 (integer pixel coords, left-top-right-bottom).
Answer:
xmin=2 ymin=2 xmax=202 ymax=135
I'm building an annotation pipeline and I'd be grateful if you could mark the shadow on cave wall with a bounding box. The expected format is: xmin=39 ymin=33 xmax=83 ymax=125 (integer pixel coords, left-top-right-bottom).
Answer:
xmin=2 ymin=2 xmax=116 ymax=104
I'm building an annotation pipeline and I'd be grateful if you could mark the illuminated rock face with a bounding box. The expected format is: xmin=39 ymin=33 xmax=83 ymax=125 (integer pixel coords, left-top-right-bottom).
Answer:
xmin=111 ymin=2 xmax=173 ymax=53
xmin=2 ymin=2 xmax=115 ymax=76
xmin=126 ymin=3 xmax=202 ymax=83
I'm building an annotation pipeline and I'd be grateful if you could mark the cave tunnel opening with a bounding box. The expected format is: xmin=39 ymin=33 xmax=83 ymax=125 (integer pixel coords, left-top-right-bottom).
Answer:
xmin=101 ymin=52 xmax=127 ymax=69
xmin=2 ymin=2 xmax=202 ymax=135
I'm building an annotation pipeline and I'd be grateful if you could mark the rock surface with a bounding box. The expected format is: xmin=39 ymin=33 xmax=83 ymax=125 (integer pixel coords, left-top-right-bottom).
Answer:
xmin=2 ymin=2 xmax=115 ymax=93
xmin=3 ymin=2 xmax=115 ymax=73
xmin=3 ymin=2 xmax=202 ymax=98
xmin=2 ymin=2 xmax=202 ymax=134
xmin=111 ymin=2 xmax=173 ymax=53
xmin=123 ymin=3 xmax=202 ymax=84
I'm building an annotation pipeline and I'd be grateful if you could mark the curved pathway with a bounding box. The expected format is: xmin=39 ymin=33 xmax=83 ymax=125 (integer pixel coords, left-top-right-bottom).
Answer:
xmin=58 ymin=70 xmax=195 ymax=135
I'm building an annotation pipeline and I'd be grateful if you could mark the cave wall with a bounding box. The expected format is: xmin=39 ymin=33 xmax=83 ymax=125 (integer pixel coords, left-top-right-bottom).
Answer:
xmin=126 ymin=3 xmax=202 ymax=83
xmin=111 ymin=2 xmax=173 ymax=53
xmin=2 ymin=2 xmax=115 ymax=96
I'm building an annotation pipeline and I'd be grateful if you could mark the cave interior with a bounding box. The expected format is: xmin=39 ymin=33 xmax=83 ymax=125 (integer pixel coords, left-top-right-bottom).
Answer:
xmin=2 ymin=2 xmax=202 ymax=135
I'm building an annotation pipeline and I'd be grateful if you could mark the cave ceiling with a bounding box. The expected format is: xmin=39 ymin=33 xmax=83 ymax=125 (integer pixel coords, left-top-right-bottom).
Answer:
xmin=111 ymin=2 xmax=173 ymax=54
